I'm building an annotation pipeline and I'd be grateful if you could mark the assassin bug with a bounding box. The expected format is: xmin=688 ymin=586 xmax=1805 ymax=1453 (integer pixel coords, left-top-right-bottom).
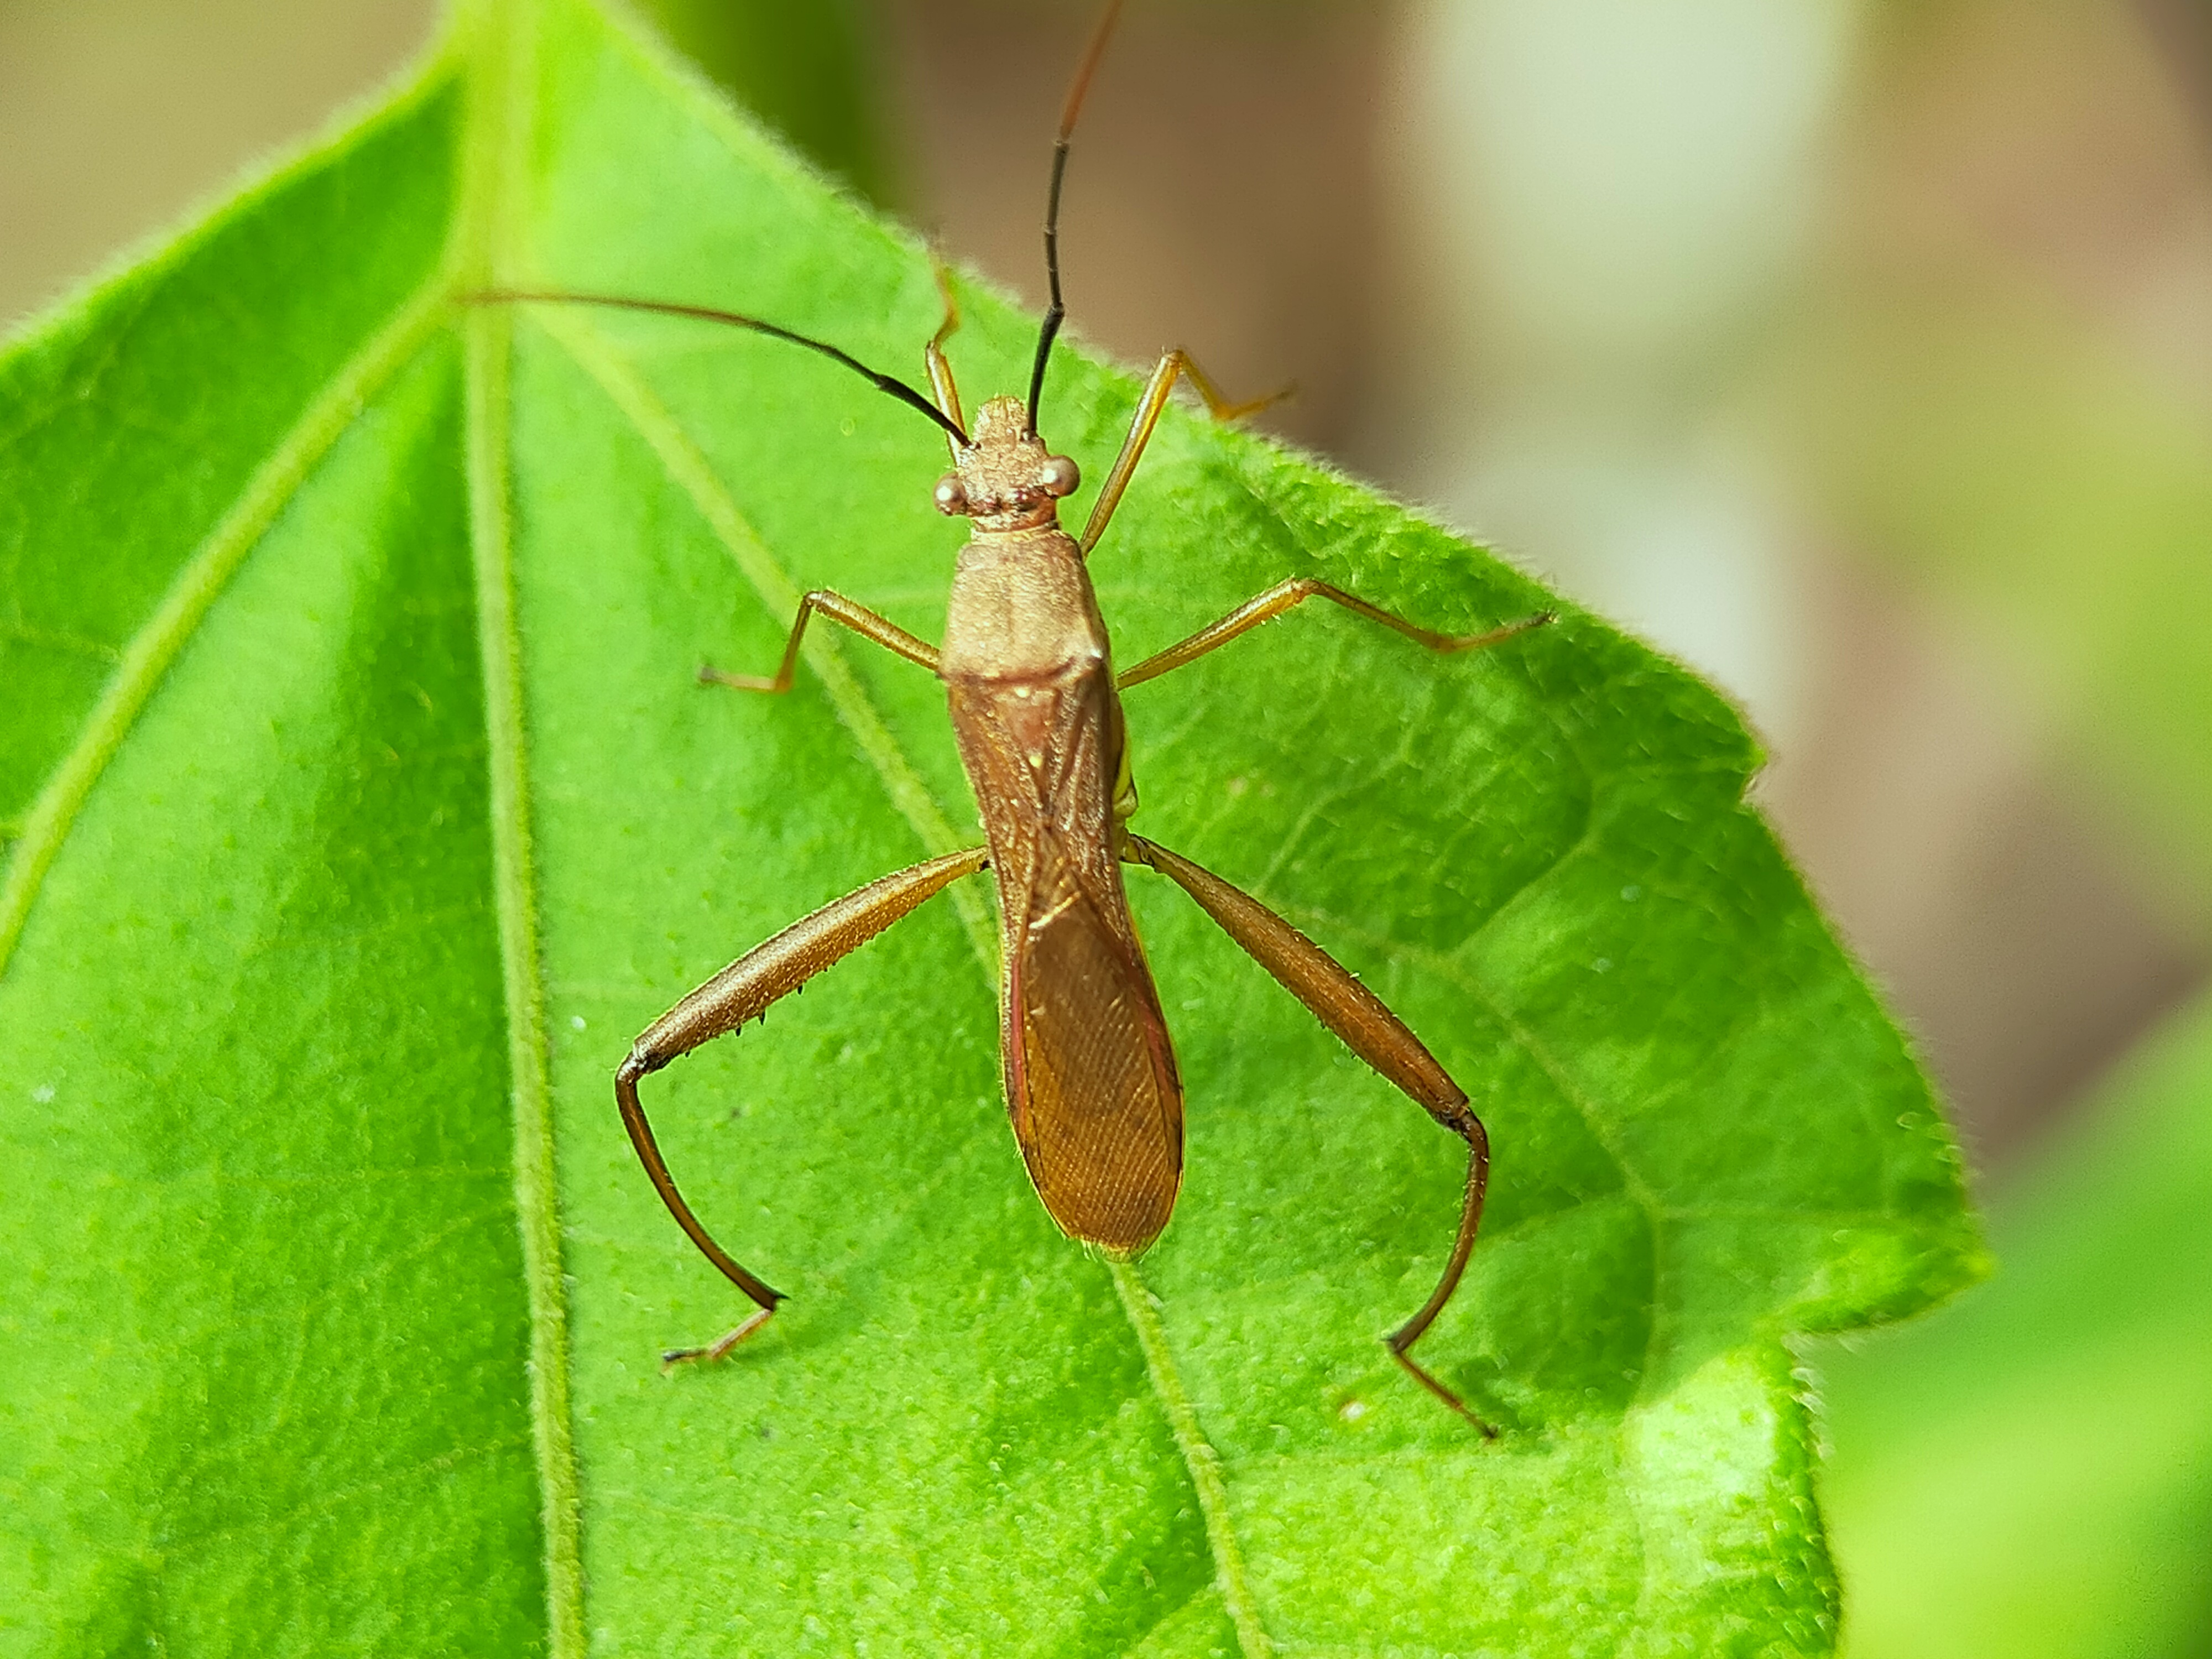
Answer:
xmin=484 ymin=0 xmax=1548 ymax=1427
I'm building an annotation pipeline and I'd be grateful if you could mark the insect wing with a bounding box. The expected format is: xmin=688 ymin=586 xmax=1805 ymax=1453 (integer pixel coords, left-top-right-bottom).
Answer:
xmin=1005 ymin=852 xmax=1183 ymax=1257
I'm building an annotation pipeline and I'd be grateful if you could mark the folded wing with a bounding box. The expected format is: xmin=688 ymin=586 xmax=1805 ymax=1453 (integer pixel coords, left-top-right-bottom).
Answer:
xmin=1006 ymin=856 xmax=1183 ymax=1258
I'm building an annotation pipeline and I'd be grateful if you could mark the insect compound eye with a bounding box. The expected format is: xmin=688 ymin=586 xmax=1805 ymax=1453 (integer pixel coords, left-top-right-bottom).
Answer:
xmin=1039 ymin=454 xmax=1081 ymax=498
xmin=933 ymin=472 xmax=971 ymax=516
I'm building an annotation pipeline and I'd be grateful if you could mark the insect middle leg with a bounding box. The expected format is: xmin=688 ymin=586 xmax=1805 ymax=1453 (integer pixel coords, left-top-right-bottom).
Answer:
xmin=1079 ymin=348 xmax=1288 ymax=555
xmin=1119 ymin=579 xmax=1552 ymax=690
xmin=618 ymin=845 xmax=990 ymax=1364
xmin=1123 ymin=832 xmax=1496 ymax=1434
xmin=700 ymin=589 xmax=941 ymax=693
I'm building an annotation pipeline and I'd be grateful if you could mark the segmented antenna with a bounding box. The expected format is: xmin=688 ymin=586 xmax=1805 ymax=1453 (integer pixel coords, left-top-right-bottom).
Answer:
xmin=467 ymin=290 xmax=969 ymax=446
xmin=1026 ymin=0 xmax=1128 ymax=436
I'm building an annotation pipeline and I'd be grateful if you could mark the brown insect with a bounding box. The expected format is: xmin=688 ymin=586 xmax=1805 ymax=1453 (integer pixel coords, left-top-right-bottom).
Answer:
xmin=489 ymin=1 xmax=1547 ymax=1427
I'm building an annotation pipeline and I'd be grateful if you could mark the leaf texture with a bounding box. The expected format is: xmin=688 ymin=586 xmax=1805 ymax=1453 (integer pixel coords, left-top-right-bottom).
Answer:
xmin=0 ymin=2 xmax=1981 ymax=1653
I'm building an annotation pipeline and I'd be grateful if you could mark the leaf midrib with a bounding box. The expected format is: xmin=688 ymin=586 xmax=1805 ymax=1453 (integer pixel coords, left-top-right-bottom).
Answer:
xmin=457 ymin=0 xmax=586 ymax=1652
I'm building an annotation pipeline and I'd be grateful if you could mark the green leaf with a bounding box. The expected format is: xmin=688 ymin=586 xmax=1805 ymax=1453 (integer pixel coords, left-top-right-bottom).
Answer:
xmin=1820 ymin=992 xmax=2212 ymax=1659
xmin=0 ymin=1 xmax=1980 ymax=1652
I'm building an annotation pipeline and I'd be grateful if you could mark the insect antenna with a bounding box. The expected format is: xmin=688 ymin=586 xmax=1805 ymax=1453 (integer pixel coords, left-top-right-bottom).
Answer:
xmin=465 ymin=289 xmax=969 ymax=446
xmin=1026 ymin=0 xmax=1128 ymax=436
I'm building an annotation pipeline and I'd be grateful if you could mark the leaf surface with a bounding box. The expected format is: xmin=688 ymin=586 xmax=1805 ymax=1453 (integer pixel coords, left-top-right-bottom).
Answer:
xmin=0 ymin=3 xmax=1979 ymax=1653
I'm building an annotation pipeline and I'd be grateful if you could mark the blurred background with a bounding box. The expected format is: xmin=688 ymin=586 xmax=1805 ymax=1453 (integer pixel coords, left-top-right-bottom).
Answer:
xmin=4 ymin=0 xmax=2207 ymax=1650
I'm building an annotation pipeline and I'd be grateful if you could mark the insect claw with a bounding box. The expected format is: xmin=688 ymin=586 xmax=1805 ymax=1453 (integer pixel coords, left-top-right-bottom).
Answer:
xmin=661 ymin=1304 xmax=781 ymax=1372
xmin=1386 ymin=1340 xmax=1499 ymax=1438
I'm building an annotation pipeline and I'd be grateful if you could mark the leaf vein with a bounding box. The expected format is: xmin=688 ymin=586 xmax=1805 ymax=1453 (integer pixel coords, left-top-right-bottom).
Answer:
xmin=0 ymin=620 xmax=125 ymax=662
xmin=0 ymin=277 xmax=451 ymax=980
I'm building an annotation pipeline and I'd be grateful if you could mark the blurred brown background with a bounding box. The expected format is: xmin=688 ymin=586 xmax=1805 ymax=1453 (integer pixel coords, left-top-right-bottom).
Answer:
xmin=6 ymin=2 xmax=2208 ymax=1652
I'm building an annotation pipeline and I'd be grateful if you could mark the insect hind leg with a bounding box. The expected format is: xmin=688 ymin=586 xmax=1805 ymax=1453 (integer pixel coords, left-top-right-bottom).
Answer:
xmin=1125 ymin=833 xmax=1496 ymax=1435
xmin=618 ymin=845 xmax=990 ymax=1368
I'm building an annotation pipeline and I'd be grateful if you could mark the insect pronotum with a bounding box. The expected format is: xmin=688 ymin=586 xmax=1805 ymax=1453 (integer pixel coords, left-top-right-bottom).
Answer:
xmin=481 ymin=0 xmax=1550 ymax=1430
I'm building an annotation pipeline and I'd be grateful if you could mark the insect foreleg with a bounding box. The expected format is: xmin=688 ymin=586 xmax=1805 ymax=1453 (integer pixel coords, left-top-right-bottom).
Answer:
xmin=1123 ymin=833 xmax=1495 ymax=1434
xmin=925 ymin=258 xmax=967 ymax=454
xmin=1118 ymin=578 xmax=1552 ymax=690
xmin=700 ymin=589 xmax=941 ymax=693
xmin=1079 ymin=349 xmax=1286 ymax=555
xmin=618 ymin=845 xmax=990 ymax=1365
